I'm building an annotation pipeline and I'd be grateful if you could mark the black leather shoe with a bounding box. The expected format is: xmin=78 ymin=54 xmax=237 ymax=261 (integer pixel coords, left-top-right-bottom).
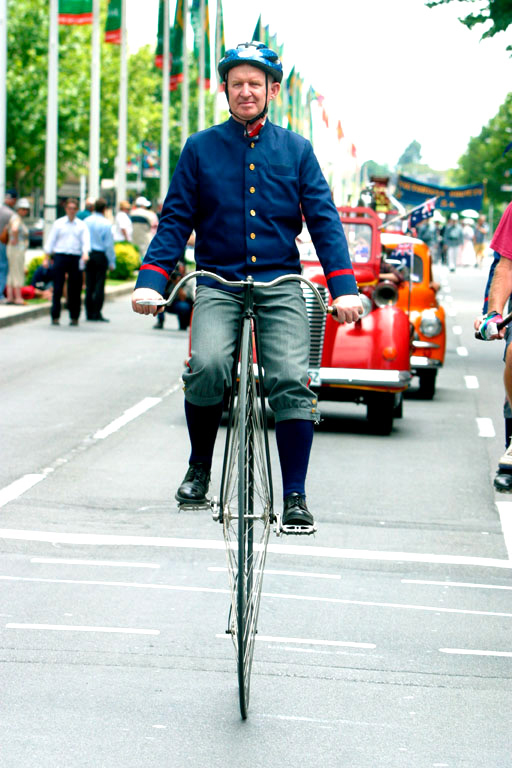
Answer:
xmin=282 ymin=493 xmax=314 ymax=528
xmin=175 ymin=463 xmax=211 ymax=504
xmin=69 ymin=319 xmax=79 ymax=326
xmin=98 ymin=315 xmax=110 ymax=322
xmin=494 ymin=469 xmax=512 ymax=493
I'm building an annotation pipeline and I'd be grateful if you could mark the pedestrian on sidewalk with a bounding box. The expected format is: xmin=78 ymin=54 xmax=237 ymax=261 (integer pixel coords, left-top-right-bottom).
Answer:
xmin=44 ymin=198 xmax=90 ymax=326
xmin=84 ymin=198 xmax=116 ymax=322
xmin=0 ymin=189 xmax=17 ymax=303
xmin=112 ymin=200 xmax=133 ymax=243
xmin=5 ymin=197 xmax=31 ymax=305
xmin=474 ymin=214 xmax=489 ymax=268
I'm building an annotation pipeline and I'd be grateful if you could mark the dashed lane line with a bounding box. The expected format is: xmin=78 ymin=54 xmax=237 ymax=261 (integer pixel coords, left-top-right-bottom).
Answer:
xmin=0 ymin=384 xmax=182 ymax=508
xmin=0 ymin=529 xmax=510 ymax=569
xmin=5 ymin=623 xmax=159 ymax=635
xmin=2 ymin=576 xmax=512 ymax=618
xmin=476 ymin=417 xmax=495 ymax=437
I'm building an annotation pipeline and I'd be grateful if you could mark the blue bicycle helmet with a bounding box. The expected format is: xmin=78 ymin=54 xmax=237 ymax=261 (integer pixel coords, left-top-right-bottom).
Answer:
xmin=218 ymin=41 xmax=283 ymax=84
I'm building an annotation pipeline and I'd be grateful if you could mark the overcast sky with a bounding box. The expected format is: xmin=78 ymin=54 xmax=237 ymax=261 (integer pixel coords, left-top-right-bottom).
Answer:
xmin=127 ymin=0 xmax=512 ymax=171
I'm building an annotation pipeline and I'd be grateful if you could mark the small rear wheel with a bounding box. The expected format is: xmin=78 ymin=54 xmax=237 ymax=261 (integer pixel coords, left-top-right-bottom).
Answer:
xmin=418 ymin=369 xmax=437 ymax=400
xmin=367 ymin=393 xmax=395 ymax=435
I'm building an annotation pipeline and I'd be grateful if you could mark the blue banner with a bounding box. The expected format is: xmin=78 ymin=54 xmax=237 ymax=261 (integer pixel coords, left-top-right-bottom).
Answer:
xmin=394 ymin=174 xmax=484 ymax=212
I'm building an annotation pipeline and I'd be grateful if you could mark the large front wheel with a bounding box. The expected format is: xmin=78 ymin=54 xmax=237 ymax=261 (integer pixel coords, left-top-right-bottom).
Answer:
xmin=220 ymin=318 xmax=273 ymax=719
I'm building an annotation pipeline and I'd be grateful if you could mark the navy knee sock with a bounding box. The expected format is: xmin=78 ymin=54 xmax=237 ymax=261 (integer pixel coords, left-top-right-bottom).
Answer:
xmin=185 ymin=399 xmax=224 ymax=468
xmin=275 ymin=419 xmax=314 ymax=499
xmin=505 ymin=417 xmax=512 ymax=449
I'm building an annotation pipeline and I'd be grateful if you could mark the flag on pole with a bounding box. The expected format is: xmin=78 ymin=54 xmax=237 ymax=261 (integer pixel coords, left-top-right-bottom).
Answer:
xmin=351 ymin=143 xmax=357 ymax=158
xmin=170 ymin=0 xmax=185 ymax=90
xmin=105 ymin=0 xmax=121 ymax=43
xmin=322 ymin=107 xmax=329 ymax=128
xmin=409 ymin=196 xmax=437 ymax=228
xmin=191 ymin=0 xmax=211 ymax=88
xmin=58 ymin=0 xmax=92 ymax=25
xmin=155 ymin=0 xmax=171 ymax=67
xmin=216 ymin=0 xmax=225 ymax=59
xmin=336 ymin=120 xmax=344 ymax=141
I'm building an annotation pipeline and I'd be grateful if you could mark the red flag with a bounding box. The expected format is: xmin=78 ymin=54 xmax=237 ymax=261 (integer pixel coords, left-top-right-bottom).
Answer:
xmin=351 ymin=143 xmax=357 ymax=158
xmin=322 ymin=107 xmax=329 ymax=128
xmin=337 ymin=120 xmax=344 ymax=141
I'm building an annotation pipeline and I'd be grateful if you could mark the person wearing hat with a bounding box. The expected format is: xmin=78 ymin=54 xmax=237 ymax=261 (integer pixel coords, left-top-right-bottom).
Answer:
xmin=443 ymin=212 xmax=463 ymax=272
xmin=131 ymin=41 xmax=362 ymax=532
xmin=5 ymin=197 xmax=30 ymax=305
xmin=0 ymin=189 xmax=18 ymax=302
xmin=130 ymin=197 xmax=157 ymax=258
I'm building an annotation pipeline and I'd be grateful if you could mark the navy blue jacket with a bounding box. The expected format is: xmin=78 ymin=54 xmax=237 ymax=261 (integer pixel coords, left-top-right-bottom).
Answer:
xmin=136 ymin=118 xmax=358 ymax=299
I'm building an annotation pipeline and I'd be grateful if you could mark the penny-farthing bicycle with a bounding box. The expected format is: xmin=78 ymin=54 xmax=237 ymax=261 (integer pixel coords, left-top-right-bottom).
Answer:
xmin=139 ymin=271 xmax=334 ymax=719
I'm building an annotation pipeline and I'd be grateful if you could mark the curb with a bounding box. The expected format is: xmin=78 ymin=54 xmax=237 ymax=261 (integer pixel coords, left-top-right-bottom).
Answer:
xmin=0 ymin=282 xmax=136 ymax=329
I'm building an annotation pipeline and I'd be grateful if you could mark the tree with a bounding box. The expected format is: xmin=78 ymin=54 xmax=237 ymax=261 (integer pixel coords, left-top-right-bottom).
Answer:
xmin=426 ymin=0 xmax=512 ymax=54
xmin=397 ymin=140 xmax=422 ymax=168
xmin=455 ymin=93 xmax=512 ymax=207
xmin=5 ymin=0 xmax=217 ymax=200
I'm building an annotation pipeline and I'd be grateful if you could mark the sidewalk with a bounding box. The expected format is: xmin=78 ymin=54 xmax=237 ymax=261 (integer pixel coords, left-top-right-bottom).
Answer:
xmin=0 ymin=282 xmax=136 ymax=329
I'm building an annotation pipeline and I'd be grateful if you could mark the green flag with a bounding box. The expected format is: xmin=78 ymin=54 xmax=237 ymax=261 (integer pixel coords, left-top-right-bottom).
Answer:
xmin=216 ymin=0 xmax=225 ymax=60
xmin=155 ymin=0 xmax=170 ymax=68
xmin=170 ymin=0 xmax=185 ymax=91
xmin=58 ymin=0 xmax=92 ymax=25
xmin=191 ymin=0 xmax=211 ymax=88
xmin=105 ymin=0 xmax=121 ymax=44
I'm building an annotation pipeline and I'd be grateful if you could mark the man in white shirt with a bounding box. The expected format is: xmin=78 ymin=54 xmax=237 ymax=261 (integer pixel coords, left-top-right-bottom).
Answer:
xmin=112 ymin=200 xmax=133 ymax=243
xmin=44 ymin=197 xmax=90 ymax=326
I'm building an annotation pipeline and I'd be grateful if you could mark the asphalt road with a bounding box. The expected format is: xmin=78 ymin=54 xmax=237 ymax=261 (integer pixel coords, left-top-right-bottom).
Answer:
xmin=1 ymin=262 xmax=511 ymax=768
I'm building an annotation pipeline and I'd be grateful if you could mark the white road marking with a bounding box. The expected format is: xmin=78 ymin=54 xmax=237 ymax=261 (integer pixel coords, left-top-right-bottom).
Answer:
xmin=1 ymin=529 xmax=510 ymax=569
xmin=2 ymin=575 xmax=512 ymax=618
xmin=5 ymin=623 xmax=159 ymax=635
xmin=0 ymin=385 xmax=182 ymax=509
xmin=93 ymin=397 xmax=162 ymax=439
xmin=495 ymin=501 xmax=512 ymax=560
xmin=0 ymin=474 xmax=48 ymax=508
xmin=402 ymin=579 xmax=512 ymax=591
xmin=452 ymin=325 xmax=462 ymax=335
xmin=208 ymin=566 xmax=341 ymax=580
xmin=477 ymin=417 xmax=495 ymax=438
xmin=439 ymin=648 xmax=512 ymax=658
xmin=464 ymin=375 xmax=479 ymax=389
xmin=215 ymin=633 xmax=375 ymax=649
xmin=30 ymin=557 xmax=160 ymax=569
xmin=457 ymin=346 xmax=468 ymax=357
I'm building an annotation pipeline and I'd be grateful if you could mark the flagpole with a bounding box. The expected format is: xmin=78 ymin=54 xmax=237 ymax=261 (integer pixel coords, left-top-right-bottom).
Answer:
xmin=116 ymin=0 xmax=127 ymax=203
xmin=197 ymin=0 xmax=205 ymax=131
xmin=159 ymin=0 xmax=170 ymax=201
xmin=213 ymin=0 xmax=220 ymax=124
xmin=0 ymin=0 xmax=6 ymax=202
xmin=89 ymin=0 xmax=100 ymax=200
xmin=181 ymin=0 xmax=189 ymax=148
xmin=44 ymin=0 xmax=59 ymax=239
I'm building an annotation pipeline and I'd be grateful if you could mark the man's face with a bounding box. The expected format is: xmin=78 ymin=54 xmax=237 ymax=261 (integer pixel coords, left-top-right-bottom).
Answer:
xmin=66 ymin=202 xmax=78 ymax=220
xmin=5 ymin=195 xmax=16 ymax=208
xmin=226 ymin=64 xmax=280 ymax=123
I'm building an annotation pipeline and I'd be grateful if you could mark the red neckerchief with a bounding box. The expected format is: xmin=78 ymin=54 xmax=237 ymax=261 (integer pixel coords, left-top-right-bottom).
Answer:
xmin=246 ymin=119 xmax=265 ymax=138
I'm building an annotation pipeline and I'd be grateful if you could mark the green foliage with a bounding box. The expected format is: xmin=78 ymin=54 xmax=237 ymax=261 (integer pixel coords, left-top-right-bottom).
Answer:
xmin=110 ymin=241 xmax=140 ymax=280
xmin=24 ymin=254 xmax=44 ymax=286
xmin=397 ymin=140 xmax=422 ymax=168
xmin=6 ymin=1 xmax=217 ymax=200
xmin=455 ymin=93 xmax=512 ymax=207
xmin=426 ymin=0 xmax=512 ymax=53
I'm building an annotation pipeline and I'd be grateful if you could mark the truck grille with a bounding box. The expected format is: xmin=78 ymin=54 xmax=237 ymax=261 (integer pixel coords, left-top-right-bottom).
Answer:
xmin=302 ymin=283 xmax=328 ymax=367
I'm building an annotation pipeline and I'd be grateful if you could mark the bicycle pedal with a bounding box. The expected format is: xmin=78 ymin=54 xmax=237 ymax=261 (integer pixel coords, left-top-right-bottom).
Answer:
xmin=176 ymin=498 xmax=211 ymax=512
xmin=280 ymin=523 xmax=317 ymax=536
xmin=274 ymin=514 xmax=317 ymax=537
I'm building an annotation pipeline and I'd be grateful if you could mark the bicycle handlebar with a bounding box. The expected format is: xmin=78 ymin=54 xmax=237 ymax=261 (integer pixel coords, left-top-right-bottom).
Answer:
xmin=136 ymin=270 xmax=338 ymax=316
xmin=474 ymin=310 xmax=512 ymax=340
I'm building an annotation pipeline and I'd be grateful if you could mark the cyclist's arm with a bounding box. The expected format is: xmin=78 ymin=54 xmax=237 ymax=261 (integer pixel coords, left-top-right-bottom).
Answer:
xmin=131 ymin=287 xmax=165 ymax=315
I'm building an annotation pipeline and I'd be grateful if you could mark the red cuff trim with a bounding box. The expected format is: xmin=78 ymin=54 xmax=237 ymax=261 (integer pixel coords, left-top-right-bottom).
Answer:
xmin=140 ymin=264 xmax=170 ymax=279
xmin=326 ymin=268 xmax=354 ymax=279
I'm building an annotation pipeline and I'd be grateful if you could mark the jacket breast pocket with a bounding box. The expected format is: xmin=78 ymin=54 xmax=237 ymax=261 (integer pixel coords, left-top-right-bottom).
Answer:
xmin=269 ymin=163 xmax=295 ymax=177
